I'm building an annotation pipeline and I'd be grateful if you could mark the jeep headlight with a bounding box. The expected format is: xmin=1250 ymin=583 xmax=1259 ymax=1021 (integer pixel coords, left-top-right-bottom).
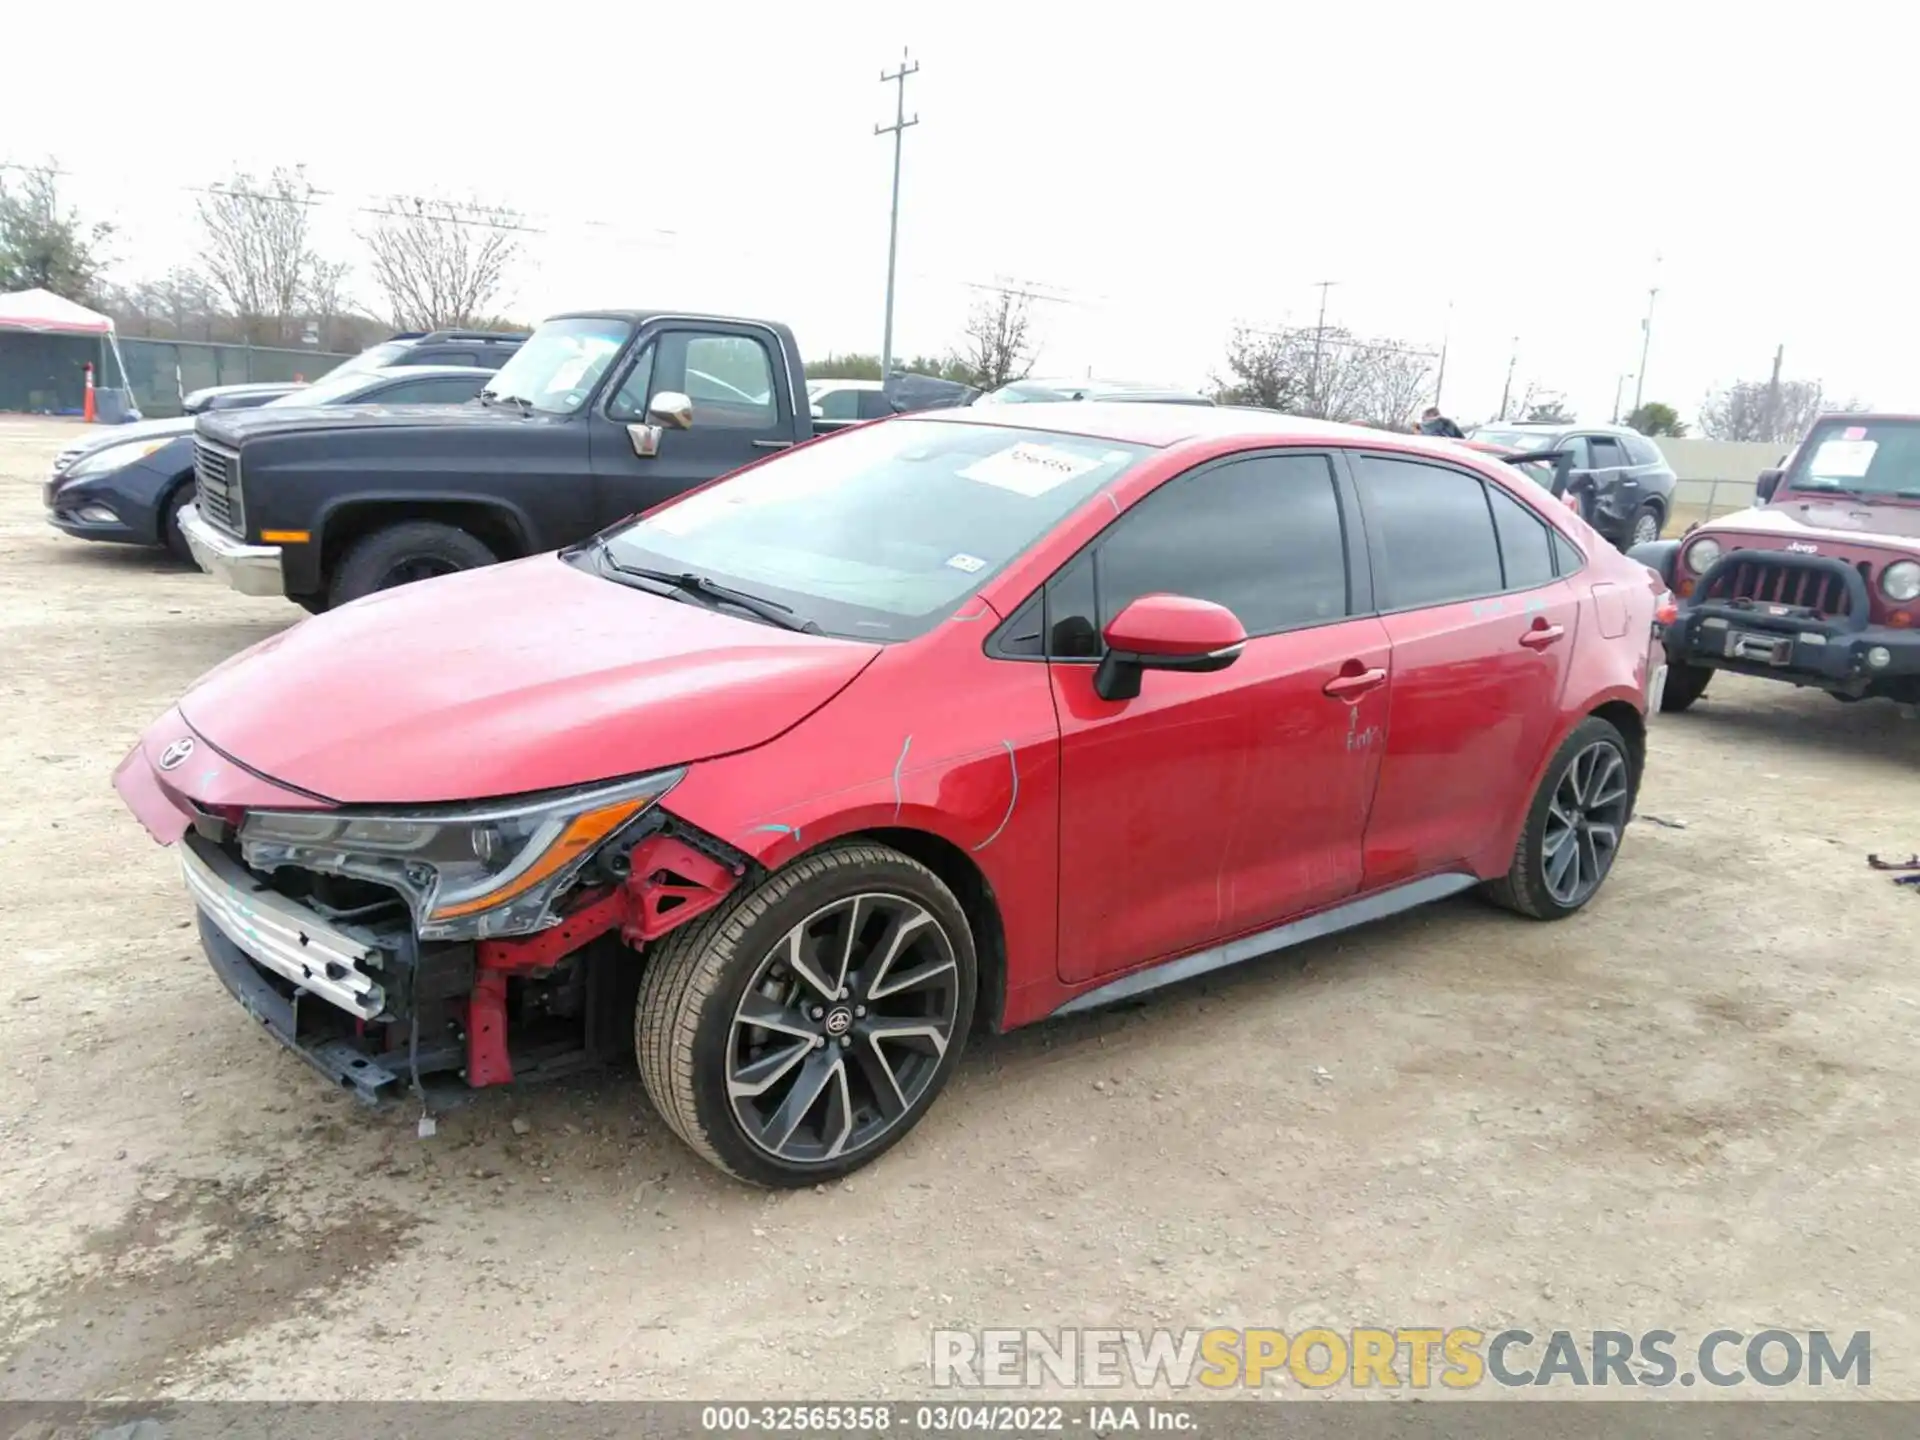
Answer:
xmin=239 ymin=768 xmax=684 ymax=939
xmin=1882 ymin=560 xmax=1920 ymax=603
xmin=1684 ymin=538 xmax=1722 ymax=575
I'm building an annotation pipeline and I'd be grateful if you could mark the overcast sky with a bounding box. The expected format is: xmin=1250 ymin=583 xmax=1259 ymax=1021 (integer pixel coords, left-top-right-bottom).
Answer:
xmin=6 ymin=0 xmax=1915 ymax=425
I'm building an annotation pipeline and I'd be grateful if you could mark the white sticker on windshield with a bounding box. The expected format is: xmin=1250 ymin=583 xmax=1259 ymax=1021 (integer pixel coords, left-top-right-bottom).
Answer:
xmin=960 ymin=442 xmax=1106 ymax=497
xmin=945 ymin=552 xmax=987 ymax=574
xmin=1810 ymin=438 xmax=1876 ymax=478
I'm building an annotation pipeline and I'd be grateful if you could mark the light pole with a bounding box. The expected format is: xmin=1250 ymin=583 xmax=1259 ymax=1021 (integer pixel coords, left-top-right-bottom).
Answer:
xmin=875 ymin=49 xmax=920 ymax=381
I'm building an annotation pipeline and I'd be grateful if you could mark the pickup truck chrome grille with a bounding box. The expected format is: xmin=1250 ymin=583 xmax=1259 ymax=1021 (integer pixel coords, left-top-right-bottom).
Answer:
xmin=193 ymin=439 xmax=243 ymax=535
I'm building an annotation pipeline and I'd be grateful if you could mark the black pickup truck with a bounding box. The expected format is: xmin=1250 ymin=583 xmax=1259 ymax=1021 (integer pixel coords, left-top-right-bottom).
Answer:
xmin=179 ymin=311 xmax=849 ymax=612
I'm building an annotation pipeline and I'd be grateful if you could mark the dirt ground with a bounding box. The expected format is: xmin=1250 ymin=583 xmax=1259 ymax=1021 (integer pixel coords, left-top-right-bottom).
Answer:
xmin=3 ymin=415 xmax=1919 ymax=1403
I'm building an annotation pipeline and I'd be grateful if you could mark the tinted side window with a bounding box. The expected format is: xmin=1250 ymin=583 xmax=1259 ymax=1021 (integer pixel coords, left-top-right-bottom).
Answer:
xmin=1354 ymin=456 xmax=1503 ymax=609
xmin=815 ymin=388 xmax=862 ymax=420
xmin=1557 ymin=435 xmax=1591 ymax=468
xmin=679 ymin=334 xmax=778 ymax=430
xmin=1094 ymin=454 xmax=1348 ymax=636
xmin=1589 ymin=436 xmax=1630 ymax=468
xmin=1552 ymin=530 xmax=1585 ymax=576
xmin=1486 ymin=484 xmax=1556 ymax=591
xmin=1622 ymin=434 xmax=1662 ymax=466
xmin=1047 ymin=554 xmax=1100 ymax=658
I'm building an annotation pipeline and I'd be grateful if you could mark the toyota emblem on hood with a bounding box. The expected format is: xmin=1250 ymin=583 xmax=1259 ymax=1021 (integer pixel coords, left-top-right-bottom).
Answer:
xmin=158 ymin=737 xmax=195 ymax=771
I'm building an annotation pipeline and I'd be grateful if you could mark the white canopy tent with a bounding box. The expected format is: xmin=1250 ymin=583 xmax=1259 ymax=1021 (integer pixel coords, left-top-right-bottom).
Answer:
xmin=0 ymin=288 xmax=139 ymax=417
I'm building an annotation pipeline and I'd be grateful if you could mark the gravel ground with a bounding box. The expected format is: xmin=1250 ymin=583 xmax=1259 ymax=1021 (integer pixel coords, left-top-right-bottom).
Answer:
xmin=3 ymin=415 xmax=1918 ymax=1402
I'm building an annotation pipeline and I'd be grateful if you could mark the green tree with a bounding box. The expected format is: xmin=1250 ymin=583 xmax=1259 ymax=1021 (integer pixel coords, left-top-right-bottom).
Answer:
xmin=1524 ymin=397 xmax=1574 ymax=424
xmin=0 ymin=162 xmax=114 ymax=304
xmin=805 ymin=352 xmax=884 ymax=380
xmin=1624 ymin=401 xmax=1687 ymax=437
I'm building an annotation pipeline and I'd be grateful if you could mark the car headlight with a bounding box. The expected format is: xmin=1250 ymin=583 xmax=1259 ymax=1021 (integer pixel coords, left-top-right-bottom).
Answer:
xmin=1684 ymin=538 xmax=1723 ymax=575
xmin=1881 ymin=560 xmax=1920 ymax=603
xmin=65 ymin=437 xmax=173 ymax=479
xmin=238 ymin=768 xmax=685 ymax=939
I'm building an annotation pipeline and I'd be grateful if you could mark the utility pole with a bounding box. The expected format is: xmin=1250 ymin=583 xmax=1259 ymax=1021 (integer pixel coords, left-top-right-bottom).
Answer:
xmin=1307 ymin=280 xmax=1337 ymax=417
xmin=1433 ymin=299 xmax=1453 ymax=411
xmin=1764 ymin=342 xmax=1784 ymax=439
xmin=874 ymin=49 xmax=920 ymax=382
xmin=1632 ymin=255 xmax=1660 ymax=414
xmin=1498 ymin=338 xmax=1519 ymax=421
xmin=1612 ymin=373 xmax=1633 ymax=424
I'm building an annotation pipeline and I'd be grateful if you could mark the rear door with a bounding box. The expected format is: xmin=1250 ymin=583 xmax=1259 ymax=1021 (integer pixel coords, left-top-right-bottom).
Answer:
xmin=1351 ymin=455 xmax=1581 ymax=887
xmin=1042 ymin=450 xmax=1390 ymax=982
xmin=588 ymin=323 xmax=797 ymax=528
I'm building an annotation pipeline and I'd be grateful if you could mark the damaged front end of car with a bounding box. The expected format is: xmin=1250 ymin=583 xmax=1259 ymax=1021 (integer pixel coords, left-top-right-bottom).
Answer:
xmin=162 ymin=765 xmax=749 ymax=1103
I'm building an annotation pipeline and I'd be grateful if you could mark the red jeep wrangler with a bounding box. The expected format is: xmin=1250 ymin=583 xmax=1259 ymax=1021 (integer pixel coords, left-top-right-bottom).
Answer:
xmin=1631 ymin=413 xmax=1920 ymax=711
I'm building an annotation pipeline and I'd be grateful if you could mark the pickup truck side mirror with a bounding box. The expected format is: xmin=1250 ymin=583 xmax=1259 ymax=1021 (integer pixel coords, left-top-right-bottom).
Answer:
xmin=1755 ymin=467 xmax=1784 ymax=504
xmin=625 ymin=391 xmax=695 ymax=459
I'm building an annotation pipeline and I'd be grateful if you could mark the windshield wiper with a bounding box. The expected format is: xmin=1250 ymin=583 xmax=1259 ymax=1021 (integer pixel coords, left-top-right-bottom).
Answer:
xmin=599 ymin=553 xmax=821 ymax=633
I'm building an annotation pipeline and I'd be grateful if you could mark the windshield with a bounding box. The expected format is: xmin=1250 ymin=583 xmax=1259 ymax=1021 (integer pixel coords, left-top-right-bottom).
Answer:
xmin=595 ymin=419 xmax=1149 ymax=639
xmin=482 ymin=317 xmax=631 ymax=414
xmin=325 ymin=341 xmax=411 ymax=381
xmin=265 ymin=367 xmax=381 ymax=407
xmin=1785 ymin=419 xmax=1920 ymax=501
xmin=977 ymin=382 xmax=1070 ymax=405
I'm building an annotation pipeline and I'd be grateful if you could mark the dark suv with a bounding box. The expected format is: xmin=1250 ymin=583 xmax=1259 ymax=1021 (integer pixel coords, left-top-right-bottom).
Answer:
xmin=180 ymin=330 xmax=527 ymax=415
xmin=1469 ymin=423 xmax=1676 ymax=549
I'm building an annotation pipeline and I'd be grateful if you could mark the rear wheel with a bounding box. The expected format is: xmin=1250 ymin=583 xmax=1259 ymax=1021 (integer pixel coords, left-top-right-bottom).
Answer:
xmin=1483 ymin=716 xmax=1636 ymax=920
xmin=1660 ymin=660 xmax=1712 ymax=713
xmin=1629 ymin=502 xmax=1663 ymax=547
xmin=161 ymin=481 xmax=195 ymax=564
xmin=636 ymin=842 xmax=977 ymax=1187
xmin=326 ymin=521 xmax=497 ymax=608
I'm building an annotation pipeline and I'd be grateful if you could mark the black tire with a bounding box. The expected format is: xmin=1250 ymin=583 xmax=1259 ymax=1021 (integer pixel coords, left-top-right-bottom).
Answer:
xmin=326 ymin=521 xmax=496 ymax=608
xmin=1660 ymin=661 xmax=1712 ymax=714
xmin=635 ymin=841 xmax=978 ymax=1187
xmin=1628 ymin=501 xmax=1664 ymax=548
xmin=292 ymin=595 xmax=329 ymax=616
xmin=161 ymin=481 xmax=195 ymax=564
xmin=1482 ymin=715 xmax=1636 ymax=921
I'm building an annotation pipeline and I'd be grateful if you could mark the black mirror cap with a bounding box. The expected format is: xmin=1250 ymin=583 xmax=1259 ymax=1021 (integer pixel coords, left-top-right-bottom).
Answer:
xmin=1755 ymin=468 xmax=1785 ymax=503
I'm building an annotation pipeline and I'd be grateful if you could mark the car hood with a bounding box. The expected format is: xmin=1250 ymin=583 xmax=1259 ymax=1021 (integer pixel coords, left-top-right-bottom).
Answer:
xmin=200 ymin=402 xmax=526 ymax=447
xmin=66 ymin=416 xmax=194 ymax=455
xmin=1703 ymin=500 xmax=1920 ymax=550
xmin=177 ymin=555 xmax=884 ymax=804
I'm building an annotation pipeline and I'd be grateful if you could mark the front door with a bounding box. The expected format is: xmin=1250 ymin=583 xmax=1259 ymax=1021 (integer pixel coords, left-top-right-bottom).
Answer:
xmin=588 ymin=324 xmax=796 ymax=528
xmin=1349 ymin=454 xmax=1582 ymax=886
xmin=1049 ymin=451 xmax=1386 ymax=983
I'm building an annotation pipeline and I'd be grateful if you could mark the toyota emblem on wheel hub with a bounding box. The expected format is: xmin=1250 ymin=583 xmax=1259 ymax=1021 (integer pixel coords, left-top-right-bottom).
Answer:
xmin=824 ymin=1006 xmax=854 ymax=1037
xmin=157 ymin=737 xmax=195 ymax=771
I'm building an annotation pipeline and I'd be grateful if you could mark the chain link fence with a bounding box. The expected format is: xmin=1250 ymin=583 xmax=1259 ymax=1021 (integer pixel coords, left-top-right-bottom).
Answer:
xmin=117 ymin=338 xmax=356 ymax=417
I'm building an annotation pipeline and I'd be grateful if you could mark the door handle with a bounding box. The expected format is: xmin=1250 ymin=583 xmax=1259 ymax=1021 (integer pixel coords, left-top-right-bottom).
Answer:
xmin=753 ymin=438 xmax=795 ymax=450
xmin=1323 ymin=666 xmax=1388 ymax=699
xmin=1519 ymin=623 xmax=1566 ymax=650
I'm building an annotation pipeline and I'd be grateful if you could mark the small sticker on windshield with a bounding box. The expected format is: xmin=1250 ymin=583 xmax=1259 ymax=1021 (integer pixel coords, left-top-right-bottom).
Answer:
xmin=945 ymin=552 xmax=988 ymax=574
xmin=1842 ymin=426 xmax=1868 ymax=441
xmin=1810 ymin=438 xmax=1876 ymax=478
xmin=960 ymin=442 xmax=1106 ymax=497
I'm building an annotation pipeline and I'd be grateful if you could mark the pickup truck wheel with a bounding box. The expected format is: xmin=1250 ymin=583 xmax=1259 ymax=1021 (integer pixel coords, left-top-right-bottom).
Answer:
xmin=1482 ymin=715 xmax=1636 ymax=921
xmin=1660 ymin=660 xmax=1712 ymax=713
xmin=635 ymin=842 xmax=977 ymax=1188
xmin=327 ymin=522 xmax=497 ymax=607
xmin=161 ymin=481 xmax=196 ymax=564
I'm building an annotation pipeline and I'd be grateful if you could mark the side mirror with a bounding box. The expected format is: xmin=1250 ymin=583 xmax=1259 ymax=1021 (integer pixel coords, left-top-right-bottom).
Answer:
xmin=1755 ymin=467 xmax=1784 ymax=504
xmin=647 ymin=391 xmax=693 ymax=430
xmin=1093 ymin=594 xmax=1247 ymax=702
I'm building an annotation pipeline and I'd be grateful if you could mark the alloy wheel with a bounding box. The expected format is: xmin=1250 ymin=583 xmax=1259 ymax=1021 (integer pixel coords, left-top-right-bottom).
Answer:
xmin=1541 ymin=740 xmax=1631 ymax=907
xmin=727 ymin=893 xmax=960 ymax=1165
xmin=1632 ymin=512 xmax=1661 ymax=546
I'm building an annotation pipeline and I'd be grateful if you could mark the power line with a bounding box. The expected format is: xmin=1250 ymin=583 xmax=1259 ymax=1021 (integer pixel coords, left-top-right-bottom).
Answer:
xmin=874 ymin=49 xmax=920 ymax=377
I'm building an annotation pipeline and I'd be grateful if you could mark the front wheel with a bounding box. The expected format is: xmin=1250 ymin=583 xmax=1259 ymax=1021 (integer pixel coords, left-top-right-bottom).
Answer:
xmin=1483 ymin=716 xmax=1636 ymax=920
xmin=161 ymin=482 xmax=196 ymax=564
xmin=1660 ymin=660 xmax=1712 ymax=713
xmin=636 ymin=842 xmax=977 ymax=1187
xmin=327 ymin=521 xmax=497 ymax=607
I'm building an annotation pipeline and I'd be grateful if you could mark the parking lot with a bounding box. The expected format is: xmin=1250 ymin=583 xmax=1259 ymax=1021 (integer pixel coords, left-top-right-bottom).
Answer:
xmin=4 ymin=412 xmax=1920 ymax=1400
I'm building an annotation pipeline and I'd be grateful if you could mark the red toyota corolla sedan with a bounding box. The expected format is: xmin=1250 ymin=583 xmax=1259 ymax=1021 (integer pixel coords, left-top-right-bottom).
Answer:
xmin=115 ymin=404 xmax=1670 ymax=1187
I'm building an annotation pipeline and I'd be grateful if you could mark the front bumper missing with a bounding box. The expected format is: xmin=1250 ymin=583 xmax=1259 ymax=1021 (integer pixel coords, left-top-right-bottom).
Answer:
xmin=179 ymin=502 xmax=286 ymax=597
xmin=182 ymin=834 xmax=386 ymax=1020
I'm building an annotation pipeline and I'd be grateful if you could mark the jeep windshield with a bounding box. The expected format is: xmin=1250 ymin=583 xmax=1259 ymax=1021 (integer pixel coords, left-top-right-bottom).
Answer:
xmin=480 ymin=317 xmax=631 ymax=415
xmin=585 ymin=419 xmax=1147 ymax=640
xmin=1786 ymin=418 xmax=1920 ymax=503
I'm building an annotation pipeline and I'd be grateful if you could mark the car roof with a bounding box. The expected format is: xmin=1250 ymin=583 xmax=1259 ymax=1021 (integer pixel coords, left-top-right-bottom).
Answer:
xmin=810 ymin=379 xmax=885 ymax=391
xmin=1476 ymin=421 xmax=1638 ymax=437
xmin=547 ymin=308 xmax=793 ymax=333
xmin=355 ymin=364 xmax=497 ymax=381
xmin=1002 ymin=376 xmax=1206 ymax=396
xmin=905 ymin=400 xmax=1511 ymax=457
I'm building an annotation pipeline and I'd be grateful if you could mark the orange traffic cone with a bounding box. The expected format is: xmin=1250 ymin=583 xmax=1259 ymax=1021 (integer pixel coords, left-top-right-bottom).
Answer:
xmin=83 ymin=363 xmax=96 ymax=423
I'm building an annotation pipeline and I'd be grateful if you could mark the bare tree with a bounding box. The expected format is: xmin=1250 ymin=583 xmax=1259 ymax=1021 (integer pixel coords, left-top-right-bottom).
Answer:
xmin=301 ymin=258 xmax=354 ymax=351
xmin=196 ymin=166 xmax=320 ymax=344
xmin=1211 ymin=324 xmax=1433 ymax=426
xmin=1699 ymin=377 xmax=1864 ymax=444
xmin=361 ymin=197 xmax=522 ymax=331
xmin=957 ymin=288 xmax=1036 ymax=391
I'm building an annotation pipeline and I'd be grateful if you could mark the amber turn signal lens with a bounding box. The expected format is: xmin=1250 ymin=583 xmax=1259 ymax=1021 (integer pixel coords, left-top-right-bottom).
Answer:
xmin=1889 ymin=611 xmax=1913 ymax=628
